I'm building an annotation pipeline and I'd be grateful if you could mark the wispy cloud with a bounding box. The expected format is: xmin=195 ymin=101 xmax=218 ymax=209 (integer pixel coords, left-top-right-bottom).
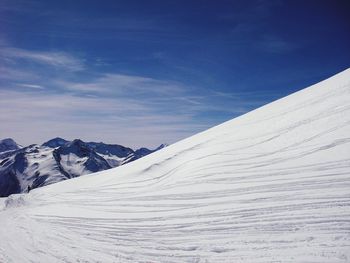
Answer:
xmin=17 ymin=83 xmax=45 ymax=89
xmin=0 ymin=43 xmax=265 ymax=148
xmin=60 ymin=73 xmax=185 ymax=97
xmin=0 ymin=66 xmax=39 ymax=82
xmin=0 ymin=46 xmax=84 ymax=71
xmin=0 ymin=89 xmax=207 ymax=148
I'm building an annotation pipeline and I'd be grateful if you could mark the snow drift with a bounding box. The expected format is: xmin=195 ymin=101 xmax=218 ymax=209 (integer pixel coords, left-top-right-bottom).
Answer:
xmin=0 ymin=69 xmax=350 ymax=262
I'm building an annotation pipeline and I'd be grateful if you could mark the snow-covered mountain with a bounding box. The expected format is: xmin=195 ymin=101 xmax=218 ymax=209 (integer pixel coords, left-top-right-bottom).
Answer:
xmin=1 ymin=69 xmax=350 ymax=262
xmin=0 ymin=138 xmax=165 ymax=197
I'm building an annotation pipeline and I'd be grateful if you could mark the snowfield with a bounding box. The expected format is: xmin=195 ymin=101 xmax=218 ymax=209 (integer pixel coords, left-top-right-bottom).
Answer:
xmin=1 ymin=69 xmax=350 ymax=262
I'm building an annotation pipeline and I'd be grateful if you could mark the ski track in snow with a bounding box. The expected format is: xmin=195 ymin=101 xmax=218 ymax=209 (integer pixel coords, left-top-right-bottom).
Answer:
xmin=1 ymin=69 xmax=350 ymax=262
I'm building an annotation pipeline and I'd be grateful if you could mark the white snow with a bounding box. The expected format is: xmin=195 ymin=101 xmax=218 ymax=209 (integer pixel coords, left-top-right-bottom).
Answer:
xmin=0 ymin=69 xmax=350 ymax=262
xmin=98 ymin=153 xmax=126 ymax=167
xmin=24 ymin=146 xmax=63 ymax=182
xmin=60 ymin=153 xmax=89 ymax=176
xmin=10 ymin=145 xmax=66 ymax=191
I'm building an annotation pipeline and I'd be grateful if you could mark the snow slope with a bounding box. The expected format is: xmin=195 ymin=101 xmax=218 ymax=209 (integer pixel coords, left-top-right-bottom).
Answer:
xmin=1 ymin=69 xmax=350 ymax=262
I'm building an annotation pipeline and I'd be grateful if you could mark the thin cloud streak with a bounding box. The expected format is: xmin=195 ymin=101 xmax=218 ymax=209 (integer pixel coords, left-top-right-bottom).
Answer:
xmin=17 ymin=83 xmax=45 ymax=89
xmin=60 ymin=73 xmax=185 ymax=96
xmin=0 ymin=46 xmax=85 ymax=71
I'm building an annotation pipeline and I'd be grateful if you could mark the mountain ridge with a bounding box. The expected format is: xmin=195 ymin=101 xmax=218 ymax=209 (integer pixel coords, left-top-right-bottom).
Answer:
xmin=0 ymin=138 xmax=166 ymax=197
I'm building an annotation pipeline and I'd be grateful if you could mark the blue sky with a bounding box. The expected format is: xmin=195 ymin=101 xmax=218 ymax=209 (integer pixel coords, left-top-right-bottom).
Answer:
xmin=0 ymin=0 xmax=349 ymax=148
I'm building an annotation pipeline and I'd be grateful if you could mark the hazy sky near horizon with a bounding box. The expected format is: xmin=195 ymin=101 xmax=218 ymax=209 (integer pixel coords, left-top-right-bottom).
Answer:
xmin=0 ymin=0 xmax=349 ymax=148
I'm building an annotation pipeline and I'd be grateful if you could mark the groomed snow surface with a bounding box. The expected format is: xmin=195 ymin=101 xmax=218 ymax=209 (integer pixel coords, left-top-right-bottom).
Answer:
xmin=1 ymin=69 xmax=350 ymax=263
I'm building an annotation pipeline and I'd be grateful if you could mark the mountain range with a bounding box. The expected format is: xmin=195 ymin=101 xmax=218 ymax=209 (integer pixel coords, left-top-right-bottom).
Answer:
xmin=0 ymin=137 xmax=166 ymax=197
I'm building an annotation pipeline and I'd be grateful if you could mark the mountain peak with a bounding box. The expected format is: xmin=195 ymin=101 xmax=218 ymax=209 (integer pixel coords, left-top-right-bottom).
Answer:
xmin=155 ymin=143 xmax=168 ymax=150
xmin=57 ymin=139 xmax=90 ymax=156
xmin=70 ymin=139 xmax=85 ymax=145
xmin=0 ymin=138 xmax=20 ymax=153
xmin=42 ymin=137 xmax=68 ymax=148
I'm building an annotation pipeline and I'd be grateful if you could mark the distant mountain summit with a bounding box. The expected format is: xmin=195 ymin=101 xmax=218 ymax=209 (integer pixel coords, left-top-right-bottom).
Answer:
xmin=0 ymin=138 xmax=166 ymax=197
xmin=42 ymin=137 xmax=68 ymax=148
xmin=0 ymin=138 xmax=20 ymax=153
